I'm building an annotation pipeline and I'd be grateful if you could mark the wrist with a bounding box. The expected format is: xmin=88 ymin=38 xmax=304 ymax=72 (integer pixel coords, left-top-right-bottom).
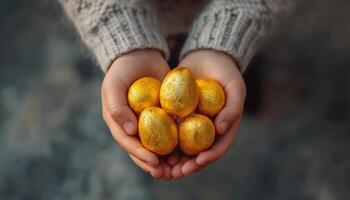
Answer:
xmin=108 ymin=49 xmax=166 ymax=72
xmin=181 ymin=50 xmax=238 ymax=70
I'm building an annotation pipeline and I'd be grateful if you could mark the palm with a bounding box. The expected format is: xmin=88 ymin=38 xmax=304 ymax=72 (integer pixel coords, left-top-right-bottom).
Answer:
xmin=169 ymin=50 xmax=246 ymax=178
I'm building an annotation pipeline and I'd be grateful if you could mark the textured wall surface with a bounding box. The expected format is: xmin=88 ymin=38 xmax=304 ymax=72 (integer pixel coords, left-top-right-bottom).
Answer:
xmin=0 ymin=0 xmax=349 ymax=200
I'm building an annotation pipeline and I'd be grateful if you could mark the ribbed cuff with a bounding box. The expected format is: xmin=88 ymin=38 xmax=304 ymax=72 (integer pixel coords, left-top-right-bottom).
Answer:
xmin=180 ymin=3 xmax=270 ymax=73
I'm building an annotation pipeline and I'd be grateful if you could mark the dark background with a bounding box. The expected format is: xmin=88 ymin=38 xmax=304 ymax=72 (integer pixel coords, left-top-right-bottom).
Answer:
xmin=0 ymin=0 xmax=349 ymax=199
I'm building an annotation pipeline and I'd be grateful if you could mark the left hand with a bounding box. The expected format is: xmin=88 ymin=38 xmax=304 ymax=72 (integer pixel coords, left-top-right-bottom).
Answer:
xmin=169 ymin=50 xmax=247 ymax=179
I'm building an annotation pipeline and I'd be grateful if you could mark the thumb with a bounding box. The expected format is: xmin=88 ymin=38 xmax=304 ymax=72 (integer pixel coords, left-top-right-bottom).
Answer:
xmin=215 ymin=80 xmax=246 ymax=135
xmin=102 ymin=75 xmax=137 ymax=135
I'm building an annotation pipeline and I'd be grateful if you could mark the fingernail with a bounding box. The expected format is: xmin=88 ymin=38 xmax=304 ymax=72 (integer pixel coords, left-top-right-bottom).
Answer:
xmin=196 ymin=156 xmax=207 ymax=166
xmin=181 ymin=164 xmax=191 ymax=176
xmin=123 ymin=121 xmax=134 ymax=135
xmin=220 ymin=121 xmax=229 ymax=134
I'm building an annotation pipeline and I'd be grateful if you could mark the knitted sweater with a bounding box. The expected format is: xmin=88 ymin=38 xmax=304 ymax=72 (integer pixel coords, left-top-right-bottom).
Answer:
xmin=59 ymin=0 xmax=293 ymax=72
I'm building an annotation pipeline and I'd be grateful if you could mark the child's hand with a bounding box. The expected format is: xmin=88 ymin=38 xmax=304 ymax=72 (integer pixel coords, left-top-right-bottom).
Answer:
xmin=101 ymin=50 xmax=173 ymax=180
xmin=170 ymin=50 xmax=246 ymax=179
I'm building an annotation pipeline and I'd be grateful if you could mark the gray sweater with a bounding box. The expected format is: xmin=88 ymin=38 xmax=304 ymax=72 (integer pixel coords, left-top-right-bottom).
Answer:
xmin=59 ymin=0 xmax=293 ymax=72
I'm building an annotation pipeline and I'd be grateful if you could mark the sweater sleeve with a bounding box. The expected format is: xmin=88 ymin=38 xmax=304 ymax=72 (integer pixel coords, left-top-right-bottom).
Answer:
xmin=180 ymin=0 xmax=295 ymax=73
xmin=59 ymin=0 xmax=169 ymax=72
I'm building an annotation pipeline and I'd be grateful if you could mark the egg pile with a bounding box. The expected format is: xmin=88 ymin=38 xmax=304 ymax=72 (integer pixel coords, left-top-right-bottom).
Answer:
xmin=127 ymin=67 xmax=225 ymax=156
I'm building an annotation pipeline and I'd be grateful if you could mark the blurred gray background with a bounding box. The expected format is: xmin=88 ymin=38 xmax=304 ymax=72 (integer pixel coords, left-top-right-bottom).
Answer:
xmin=0 ymin=0 xmax=349 ymax=200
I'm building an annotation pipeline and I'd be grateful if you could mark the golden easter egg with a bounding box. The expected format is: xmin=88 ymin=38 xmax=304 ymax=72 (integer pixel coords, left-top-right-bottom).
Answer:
xmin=138 ymin=106 xmax=178 ymax=155
xmin=179 ymin=114 xmax=215 ymax=156
xmin=160 ymin=67 xmax=199 ymax=118
xmin=128 ymin=77 xmax=161 ymax=114
xmin=196 ymin=78 xmax=225 ymax=117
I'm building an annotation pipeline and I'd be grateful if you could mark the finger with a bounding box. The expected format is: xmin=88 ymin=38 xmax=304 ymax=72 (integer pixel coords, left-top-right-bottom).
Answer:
xmin=129 ymin=154 xmax=164 ymax=179
xmin=171 ymin=156 xmax=190 ymax=179
xmin=167 ymin=149 xmax=181 ymax=167
xmin=196 ymin=121 xmax=240 ymax=166
xmin=102 ymin=75 xmax=137 ymax=135
xmin=102 ymin=95 xmax=159 ymax=167
xmin=181 ymin=158 xmax=201 ymax=176
xmin=215 ymin=80 xmax=246 ymax=135
xmin=129 ymin=154 xmax=152 ymax=173
xmin=161 ymin=161 xmax=172 ymax=180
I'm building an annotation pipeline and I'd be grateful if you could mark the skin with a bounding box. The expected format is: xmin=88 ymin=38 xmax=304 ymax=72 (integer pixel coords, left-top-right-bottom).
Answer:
xmin=170 ymin=50 xmax=246 ymax=179
xmin=101 ymin=49 xmax=246 ymax=180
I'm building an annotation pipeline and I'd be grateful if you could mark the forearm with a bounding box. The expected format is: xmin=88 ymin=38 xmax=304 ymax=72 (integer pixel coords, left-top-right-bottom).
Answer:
xmin=59 ymin=0 xmax=169 ymax=72
xmin=181 ymin=0 xmax=295 ymax=72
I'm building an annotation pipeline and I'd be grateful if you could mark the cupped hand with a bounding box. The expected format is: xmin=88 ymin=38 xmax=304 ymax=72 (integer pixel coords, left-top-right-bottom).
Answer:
xmin=101 ymin=50 xmax=173 ymax=180
xmin=170 ymin=50 xmax=247 ymax=179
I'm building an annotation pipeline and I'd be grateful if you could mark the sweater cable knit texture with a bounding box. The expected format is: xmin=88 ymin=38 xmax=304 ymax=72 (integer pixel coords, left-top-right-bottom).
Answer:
xmin=60 ymin=0 xmax=169 ymax=72
xmin=180 ymin=0 xmax=291 ymax=72
xmin=59 ymin=0 xmax=293 ymax=72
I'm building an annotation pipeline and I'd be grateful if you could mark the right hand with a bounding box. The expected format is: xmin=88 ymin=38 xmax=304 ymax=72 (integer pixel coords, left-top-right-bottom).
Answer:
xmin=101 ymin=50 xmax=173 ymax=180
